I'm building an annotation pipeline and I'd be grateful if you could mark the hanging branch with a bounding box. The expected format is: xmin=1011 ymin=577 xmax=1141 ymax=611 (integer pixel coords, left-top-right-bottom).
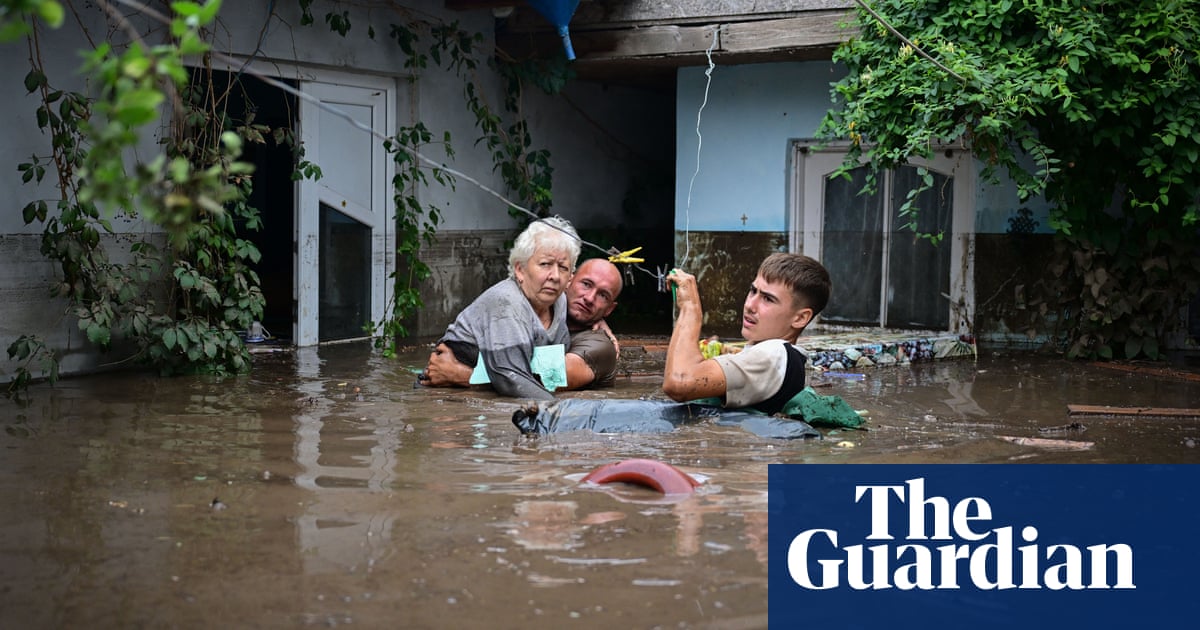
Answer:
xmin=851 ymin=0 xmax=967 ymax=84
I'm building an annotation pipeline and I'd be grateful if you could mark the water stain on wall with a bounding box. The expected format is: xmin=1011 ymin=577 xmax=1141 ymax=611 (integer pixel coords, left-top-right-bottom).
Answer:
xmin=674 ymin=230 xmax=789 ymax=338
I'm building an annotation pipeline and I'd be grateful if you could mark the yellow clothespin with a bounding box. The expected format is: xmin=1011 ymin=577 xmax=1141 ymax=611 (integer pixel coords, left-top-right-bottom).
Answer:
xmin=607 ymin=246 xmax=645 ymax=264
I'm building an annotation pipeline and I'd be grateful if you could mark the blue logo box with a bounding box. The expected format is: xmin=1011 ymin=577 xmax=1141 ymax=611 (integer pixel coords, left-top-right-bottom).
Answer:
xmin=768 ymin=464 xmax=1199 ymax=629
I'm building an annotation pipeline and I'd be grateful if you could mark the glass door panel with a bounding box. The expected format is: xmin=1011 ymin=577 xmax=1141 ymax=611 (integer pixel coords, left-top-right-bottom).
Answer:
xmin=318 ymin=202 xmax=372 ymax=341
xmin=887 ymin=166 xmax=953 ymax=329
xmin=821 ymin=166 xmax=884 ymax=324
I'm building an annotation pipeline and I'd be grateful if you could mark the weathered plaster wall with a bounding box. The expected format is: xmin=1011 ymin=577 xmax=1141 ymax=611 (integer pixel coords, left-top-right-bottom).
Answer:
xmin=673 ymin=230 xmax=790 ymax=337
xmin=973 ymin=161 xmax=1056 ymax=235
xmin=675 ymin=60 xmax=843 ymax=232
xmin=669 ymin=60 xmax=836 ymax=337
xmin=411 ymin=230 xmax=514 ymax=341
xmin=1 ymin=8 xmax=165 ymax=381
xmin=671 ymin=59 xmax=1070 ymax=343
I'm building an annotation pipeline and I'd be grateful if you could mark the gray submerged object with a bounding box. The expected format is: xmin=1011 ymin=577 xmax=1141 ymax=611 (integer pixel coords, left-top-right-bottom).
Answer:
xmin=511 ymin=398 xmax=821 ymax=440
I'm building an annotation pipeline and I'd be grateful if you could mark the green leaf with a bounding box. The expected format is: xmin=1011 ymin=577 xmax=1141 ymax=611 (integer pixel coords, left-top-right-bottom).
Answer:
xmin=24 ymin=69 xmax=47 ymax=93
xmin=163 ymin=328 xmax=177 ymax=350
xmin=1124 ymin=337 xmax=1142 ymax=359
xmin=0 ymin=20 xmax=31 ymax=42
xmin=171 ymin=1 xmax=203 ymax=17
xmin=114 ymin=88 xmax=165 ymax=126
xmin=37 ymin=2 xmax=65 ymax=28
xmin=197 ymin=0 xmax=223 ymax=25
xmin=85 ymin=322 xmax=111 ymax=346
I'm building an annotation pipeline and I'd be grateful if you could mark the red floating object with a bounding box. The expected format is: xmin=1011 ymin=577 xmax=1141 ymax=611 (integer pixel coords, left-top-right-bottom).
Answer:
xmin=581 ymin=458 xmax=700 ymax=495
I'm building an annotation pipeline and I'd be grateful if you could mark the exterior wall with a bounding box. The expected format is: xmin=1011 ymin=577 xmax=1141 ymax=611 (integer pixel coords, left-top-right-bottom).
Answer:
xmin=675 ymin=60 xmax=839 ymax=233
xmin=973 ymin=232 xmax=1058 ymax=348
xmin=0 ymin=0 xmax=659 ymax=380
xmin=971 ymin=167 xmax=1059 ymax=347
xmin=1 ymin=9 xmax=163 ymax=380
xmin=673 ymin=60 xmax=840 ymax=332
xmin=670 ymin=59 xmax=1077 ymax=345
xmin=673 ymin=231 xmax=790 ymax=336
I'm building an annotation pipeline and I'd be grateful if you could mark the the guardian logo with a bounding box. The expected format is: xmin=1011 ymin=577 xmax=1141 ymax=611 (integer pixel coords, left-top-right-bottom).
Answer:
xmin=787 ymin=478 xmax=1135 ymax=591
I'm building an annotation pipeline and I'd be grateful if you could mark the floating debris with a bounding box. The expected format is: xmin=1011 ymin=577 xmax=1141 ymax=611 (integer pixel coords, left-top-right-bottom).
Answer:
xmin=997 ymin=435 xmax=1093 ymax=451
xmin=1067 ymin=404 xmax=1200 ymax=418
xmin=546 ymin=555 xmax=646 ymax=566
xmin=632 ymin=578 xmax=683 ymax=587
xmin=1039 ymin=422 xmax=1087 ymax=434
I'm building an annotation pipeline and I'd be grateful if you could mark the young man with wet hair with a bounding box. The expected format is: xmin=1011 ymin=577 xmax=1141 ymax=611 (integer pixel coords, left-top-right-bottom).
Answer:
xmin=422 ymin=257 xmax=624 ymax=391
xmin=662 ymin=252 xmax=831 ymax=414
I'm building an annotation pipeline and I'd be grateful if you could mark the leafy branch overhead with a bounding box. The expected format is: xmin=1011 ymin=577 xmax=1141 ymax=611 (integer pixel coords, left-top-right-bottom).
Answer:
xmin=7 ymin=0 xmax=270 ymax=399
xmin=822 ymin=0 xmax=1200 ymax=360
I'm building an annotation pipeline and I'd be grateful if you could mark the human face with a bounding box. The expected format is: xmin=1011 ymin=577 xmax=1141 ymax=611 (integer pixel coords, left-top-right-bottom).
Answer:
xmin=741 ymin=274 xmax=813 ymax=343
xmin=514 ymin=247 xmax=573 ymax=313
xmin=567 ymin=260 xmax=620 ymax=326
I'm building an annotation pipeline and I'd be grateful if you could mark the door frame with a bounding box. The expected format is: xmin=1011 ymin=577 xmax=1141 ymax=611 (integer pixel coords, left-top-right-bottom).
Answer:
xmin=789 ymin=142 xmax=976 ymax=333
xmin=295 ymin=70 xmax=397 ymax=346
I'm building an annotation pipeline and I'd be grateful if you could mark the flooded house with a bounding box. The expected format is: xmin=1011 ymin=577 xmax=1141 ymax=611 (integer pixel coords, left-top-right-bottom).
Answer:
xmin=6 ymin=0 xmax=1185 ymax=384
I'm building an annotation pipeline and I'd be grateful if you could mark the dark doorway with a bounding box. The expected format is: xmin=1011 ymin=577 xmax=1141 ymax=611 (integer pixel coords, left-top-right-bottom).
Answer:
xmin=203 ymin=69 xmax=297 ymax=341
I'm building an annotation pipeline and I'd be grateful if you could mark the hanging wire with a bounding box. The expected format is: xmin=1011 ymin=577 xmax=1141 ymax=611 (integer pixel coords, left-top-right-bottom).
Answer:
xmin=679 ymin=24 xmax=720 ymax=270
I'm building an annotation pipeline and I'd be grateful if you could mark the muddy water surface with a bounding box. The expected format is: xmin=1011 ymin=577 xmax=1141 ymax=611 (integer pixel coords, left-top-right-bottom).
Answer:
xmin=1 ymin=344 xmax=1197 ymax=629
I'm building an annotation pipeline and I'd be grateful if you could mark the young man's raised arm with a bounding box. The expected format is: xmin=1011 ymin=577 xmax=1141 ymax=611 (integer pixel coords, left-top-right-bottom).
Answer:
xmin=662 ymin=269 xmax=727 ymax=402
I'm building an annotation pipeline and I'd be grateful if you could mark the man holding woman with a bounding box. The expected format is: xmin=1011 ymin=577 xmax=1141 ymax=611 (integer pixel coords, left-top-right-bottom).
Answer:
xmin=420 ymin=216 xmax=624 ymax=400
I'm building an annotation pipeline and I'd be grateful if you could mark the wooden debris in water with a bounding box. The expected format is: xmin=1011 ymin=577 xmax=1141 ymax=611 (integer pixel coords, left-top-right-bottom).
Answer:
xmin=1089 ymin=361 xmax=1200 ymax=383
xmin=1067 ymin=404 xmax=1200 ymax=418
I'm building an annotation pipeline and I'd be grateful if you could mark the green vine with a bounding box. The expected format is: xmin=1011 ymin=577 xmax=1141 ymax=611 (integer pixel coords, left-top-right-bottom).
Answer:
xmin=6 ymin=0 xmax=275 ymax=397
xmin=821 ymin=0 xmax=1200 ymax=360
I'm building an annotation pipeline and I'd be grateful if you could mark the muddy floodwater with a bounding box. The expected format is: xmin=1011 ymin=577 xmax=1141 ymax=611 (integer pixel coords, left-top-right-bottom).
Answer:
xmin=2 ymin=343 xmax=1198 ymax=628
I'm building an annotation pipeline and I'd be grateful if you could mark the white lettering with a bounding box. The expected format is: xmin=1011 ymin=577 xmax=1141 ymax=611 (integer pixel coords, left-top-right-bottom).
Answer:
xmin=1044 ymin=544 xmax=1085 ymax=590
xmin=787 ymin=529 xmax=841 ymax=589
xmin=856 ymin=484 xmax=905 ymax=540
xmin=906 ymin=478 xmax=952 ymax=540
xmin=952 ymin=496 xmax=992 ymax=541
xmin=894 ymin=544 xmax=934 ymax=589
xmin=937 ymin=543 xmax=969 ymax=588
xmin=968 ymin=525 xmax=1015 ymax=589
xmin=1087 ymin=543 xmax=1135 ymax=589
xmin=786 ymin=478 xmax=1137 ymax=592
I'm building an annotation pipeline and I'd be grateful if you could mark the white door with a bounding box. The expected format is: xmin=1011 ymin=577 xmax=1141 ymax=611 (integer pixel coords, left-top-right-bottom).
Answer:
xmin=295 ymin=75 xmax=396 ymax=345
xmin=791 ymin=146 xmax=975 ymax=332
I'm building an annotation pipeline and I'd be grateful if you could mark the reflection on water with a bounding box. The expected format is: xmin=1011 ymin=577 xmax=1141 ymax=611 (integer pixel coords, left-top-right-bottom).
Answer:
xmin=1 ymin=343 xmax=1198 ymax=628
xmin=292 ymin=347 xmax=406 ymax=574
xmin=507 ymin=500 xmax=583 ymax=550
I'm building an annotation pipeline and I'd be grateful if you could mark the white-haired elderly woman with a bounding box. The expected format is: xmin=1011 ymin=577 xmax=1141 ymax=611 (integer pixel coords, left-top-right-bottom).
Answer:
xmin=420 ymin=216 xmax=581 ymax=400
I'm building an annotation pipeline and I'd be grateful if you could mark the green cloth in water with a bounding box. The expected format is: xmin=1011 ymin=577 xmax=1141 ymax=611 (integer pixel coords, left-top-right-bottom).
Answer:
xmin=780 ymin=387 xmax=865 ymax=429
xmin=692 ymin=387 xmax=864 ymax=429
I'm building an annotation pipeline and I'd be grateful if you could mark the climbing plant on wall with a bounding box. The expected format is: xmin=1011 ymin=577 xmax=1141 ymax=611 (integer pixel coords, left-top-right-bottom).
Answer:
xmin=7 ymin=0 xmax=273 ymax=396
xmin=820 ymin=0 xmax=1200 ymax=360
